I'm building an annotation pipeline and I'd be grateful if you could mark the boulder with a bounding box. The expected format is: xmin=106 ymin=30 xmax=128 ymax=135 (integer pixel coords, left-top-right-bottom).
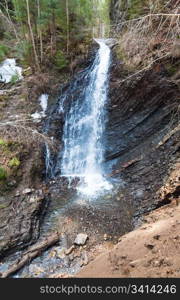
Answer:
xmin=74 ymin=233 xmax=88 ymax=246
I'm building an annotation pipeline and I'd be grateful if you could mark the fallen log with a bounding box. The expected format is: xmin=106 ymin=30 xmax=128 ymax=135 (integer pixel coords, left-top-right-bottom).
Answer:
xmin=0 ymin=231 xmax=60 ymax=278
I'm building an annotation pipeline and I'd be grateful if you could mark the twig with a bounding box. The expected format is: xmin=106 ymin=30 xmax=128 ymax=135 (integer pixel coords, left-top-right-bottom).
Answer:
xmin=119 ymin=53 xmax=170 ymax=84
xmin=0 ymin=232 xmax=60 ymax=278
xmin=0 ymin=121 xmax=55 ymax=148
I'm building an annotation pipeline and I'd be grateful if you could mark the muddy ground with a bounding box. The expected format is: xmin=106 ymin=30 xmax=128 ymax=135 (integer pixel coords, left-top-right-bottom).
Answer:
xmin=77 ymin=199 xmax=180 ymax=278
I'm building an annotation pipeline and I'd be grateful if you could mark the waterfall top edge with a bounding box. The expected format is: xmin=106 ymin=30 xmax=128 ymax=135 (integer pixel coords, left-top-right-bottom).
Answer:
xmin=93 ymin=38 xmax=117 ymax=48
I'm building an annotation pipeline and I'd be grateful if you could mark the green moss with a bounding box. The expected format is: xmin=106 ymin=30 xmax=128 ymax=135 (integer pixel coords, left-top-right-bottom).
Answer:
xmin=9 ymin=157 xmax=20 ymax=168
xmin=0 ymin=139 xmax=7 ymax=146
xmin=0 ymin=139 xmax=9 ymax=151
xmin=10 ymin=73 xmax=20 ymax=84
xmin=0 ymin=167 xmax=7 ymax=180
xmin=0 ymin=203 xmax=7 ymax=209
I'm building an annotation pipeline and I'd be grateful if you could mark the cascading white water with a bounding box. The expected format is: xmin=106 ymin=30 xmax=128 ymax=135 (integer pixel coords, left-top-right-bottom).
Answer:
xmin=61 ymin=39 xmax=112 ymax=196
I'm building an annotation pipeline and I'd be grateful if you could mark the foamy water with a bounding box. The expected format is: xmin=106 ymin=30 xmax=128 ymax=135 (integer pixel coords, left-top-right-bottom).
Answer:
xmin=61 ymin=40 xmax=112 ymax=196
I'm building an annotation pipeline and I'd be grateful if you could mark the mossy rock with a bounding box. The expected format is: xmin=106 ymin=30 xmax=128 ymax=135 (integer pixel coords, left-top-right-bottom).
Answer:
xmin=9 ymin=157 xmax=20 ymax=168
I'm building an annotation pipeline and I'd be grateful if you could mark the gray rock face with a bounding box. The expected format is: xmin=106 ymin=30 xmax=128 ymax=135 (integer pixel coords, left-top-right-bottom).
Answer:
xmin=0 ymin=190 xmax=48 ymax=258
xmin=74 ymin=233 xmax=88 ymax=246
xmin=93 ymin=38 xmax=118 ymax=49
xmin=105 ymin=63 xmax=179 ymax=168
xmin=104 ymin=38 xmax=118 ymax=49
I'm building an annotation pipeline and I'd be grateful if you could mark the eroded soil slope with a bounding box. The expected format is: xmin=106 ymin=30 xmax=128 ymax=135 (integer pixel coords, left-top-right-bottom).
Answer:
xmin=78 ymin=199 xmax=180 ymax=278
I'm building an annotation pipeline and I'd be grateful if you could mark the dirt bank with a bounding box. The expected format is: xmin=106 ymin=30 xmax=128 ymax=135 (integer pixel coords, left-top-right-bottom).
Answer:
xmin=77 ymin=199 xmax=180 ymax=278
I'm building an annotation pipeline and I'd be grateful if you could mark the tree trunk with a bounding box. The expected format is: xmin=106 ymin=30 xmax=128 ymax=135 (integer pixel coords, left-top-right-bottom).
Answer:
xmin=37 ymin=0 xmax=43 ymax=63
xmin=26 ymin=0 xmax=40 ymax=70
xmin=66 ymin=0 xmax=70 ymax=54
xmin=1 ymin=0 xmax=19 ymax=40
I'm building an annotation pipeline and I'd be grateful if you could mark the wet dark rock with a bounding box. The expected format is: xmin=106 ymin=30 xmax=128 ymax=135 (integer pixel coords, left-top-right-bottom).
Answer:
xmin=106 ymin=67 xmax=179 ymax=164
xmin=0 ymin=190 xmax=48 ymax=259
xmin=102 ymin=53 xmax=180 ymax=217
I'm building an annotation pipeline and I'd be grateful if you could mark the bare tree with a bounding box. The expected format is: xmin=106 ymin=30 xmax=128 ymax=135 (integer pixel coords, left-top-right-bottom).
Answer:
xmin=37 ymin=0 xmax=43 ymax=63
xmin=25 ymin=0 xmax=40 ymax=71
xmin=66 ymin=0 xmax=70 ymax=54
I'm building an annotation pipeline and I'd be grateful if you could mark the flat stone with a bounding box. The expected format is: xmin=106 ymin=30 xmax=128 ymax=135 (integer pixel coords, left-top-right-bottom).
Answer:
xmin=29 ymin=196 xmax=44 ymax=203
xmin=104 ymin=234 xmax=108 ymax=241
xmin=15 ymin=191 xmax=21 ymax=197
xmin=74 ymin=233 xmax=88 ymax=246
xmin=22 ymin=188 xmax=34 ymax=195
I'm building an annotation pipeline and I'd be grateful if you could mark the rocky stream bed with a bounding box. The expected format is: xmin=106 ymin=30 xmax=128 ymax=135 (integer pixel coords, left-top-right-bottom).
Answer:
xmin=0 ymin=45 xmax=179 ymax=277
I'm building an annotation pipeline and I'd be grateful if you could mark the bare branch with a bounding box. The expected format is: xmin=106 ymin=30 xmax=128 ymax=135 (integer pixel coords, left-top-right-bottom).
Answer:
xmin=0 ymin=120 xmax=55 ymax=149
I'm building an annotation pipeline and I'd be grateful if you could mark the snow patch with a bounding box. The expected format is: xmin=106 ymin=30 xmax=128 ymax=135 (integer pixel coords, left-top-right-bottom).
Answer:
xmin=0 ymin=58 xmax=23 ymax=83
xmin=31 ymin=94 xmax=49 ymax=122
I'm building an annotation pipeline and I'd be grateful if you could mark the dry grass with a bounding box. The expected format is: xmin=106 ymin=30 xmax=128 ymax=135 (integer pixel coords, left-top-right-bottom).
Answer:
xmin=0 ymin=119 xmax=56 ymax=149
xmin=115 ymin=12 xmax=179 ymax=72
xmin=109 ymin=0 xmax=179 ymax=81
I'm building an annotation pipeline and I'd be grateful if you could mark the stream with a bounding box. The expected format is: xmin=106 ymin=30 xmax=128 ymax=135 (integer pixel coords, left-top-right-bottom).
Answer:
xmin=0 ymin=39 xmax=138 ymax=278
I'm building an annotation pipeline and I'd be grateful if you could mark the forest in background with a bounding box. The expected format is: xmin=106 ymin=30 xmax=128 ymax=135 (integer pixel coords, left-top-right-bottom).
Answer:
xmin=0 ymin=0 xmax=179 ymax=279
xmin=0 ymin=0 xmax=110 ymax=71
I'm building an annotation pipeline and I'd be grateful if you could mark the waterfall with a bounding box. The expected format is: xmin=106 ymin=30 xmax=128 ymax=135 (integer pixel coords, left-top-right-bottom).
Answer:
xmin=61 ymin=39 xmax=112 ymax=196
